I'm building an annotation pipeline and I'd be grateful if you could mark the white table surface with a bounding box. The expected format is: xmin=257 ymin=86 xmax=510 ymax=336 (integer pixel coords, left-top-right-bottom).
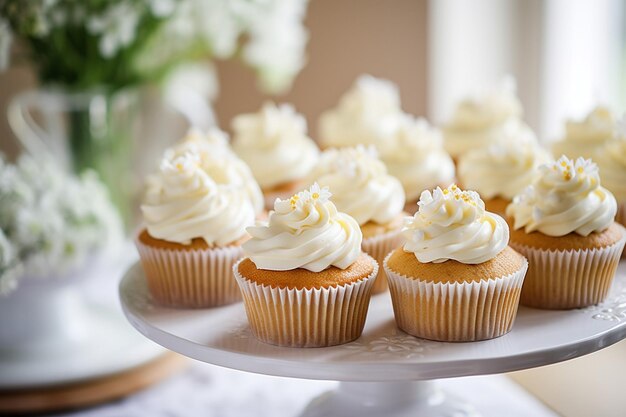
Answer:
xmin=48 ymin=360 xmax=558 ymax=417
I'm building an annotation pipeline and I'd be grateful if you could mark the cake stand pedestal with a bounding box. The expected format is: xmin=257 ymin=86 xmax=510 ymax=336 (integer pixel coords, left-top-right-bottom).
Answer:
xmin=120 ymin=262 xmax=626 ymax=417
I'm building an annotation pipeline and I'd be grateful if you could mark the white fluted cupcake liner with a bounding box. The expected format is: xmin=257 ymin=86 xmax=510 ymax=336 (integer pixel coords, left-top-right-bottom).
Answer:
xmin=233 ymin=256 xmax=379 ymax=347
xmin=384 ymin=254 xmax=528 ymax=342
xmin=362 ymin=229 xmax=404 ymax=294
xmin=510 ymin=227 xmax=626 ymax=309
xmin=135 ymin=238 xmax=244 ymax=308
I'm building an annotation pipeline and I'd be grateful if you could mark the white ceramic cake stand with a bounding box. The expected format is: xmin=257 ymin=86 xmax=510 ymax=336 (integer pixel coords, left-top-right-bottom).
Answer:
xmin=120 ymin=261 xmax=626 ymax=417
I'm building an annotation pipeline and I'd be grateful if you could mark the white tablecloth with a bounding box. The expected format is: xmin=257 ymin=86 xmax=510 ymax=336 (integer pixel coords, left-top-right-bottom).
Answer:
xmin=53 ymin=361 xmax=558 ymax=417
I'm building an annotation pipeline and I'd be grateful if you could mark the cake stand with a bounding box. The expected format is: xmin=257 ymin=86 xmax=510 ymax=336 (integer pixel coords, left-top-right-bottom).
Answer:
xmin=120 ymin=261 xmax=626 ymax=417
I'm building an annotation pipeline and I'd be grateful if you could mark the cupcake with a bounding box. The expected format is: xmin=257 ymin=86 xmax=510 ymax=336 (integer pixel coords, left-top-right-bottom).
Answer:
xmin=168 ymin=128 xmax=264 ymax=215
xmin=506 ymin=156 xmax=625 ymax=309
xmin=457 ymin=126 xmax=551 ymax=216
xmin=232 ymin=102 xmax=319 ymax=209
xmin=384 ymin=184 xmax=527 ymax=342
xmin=136 ymin=149 xmax=255 ymax=308
xmin=318 ymin=74 xmax=403 ymax=149
xmin=234 ymin=184 xmax=378 ymax=347
xmin=552 ymin=106 xmax=615 ymax=160
xmin=379 ymin=115 xmax=455 ymax=214
xmin=442 ymin=77 xmax=528 ymax=162
xmin=596 ymin=117 xmax=626 ymax=228
xmin=306 ymin=146 xmax=405 ymax=293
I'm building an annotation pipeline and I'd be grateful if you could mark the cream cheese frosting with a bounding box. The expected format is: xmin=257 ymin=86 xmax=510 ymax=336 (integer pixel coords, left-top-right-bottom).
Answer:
xmin=379 ymin=115 xmax=455 ymax=202
xmin=442 ymin=77 xmax=525 ymax=158
xmin=306 ymin=146 xmax=405 ymax=226
xmin=552 ymin=106 xmax=615 ymax=159
xmin=232 ymin=102 xmax=319 ymax=190
xmin=142 ymin=150 xmax=255 ymax=246
xmin=318 ymin=75 xmax=403 ymax=148
xmin=506 ymin=156 xmax=617 ymax=236
xmin=242 ymin=184 xmax=362 ymax=272
xmin=597 ymin=118 xmax=626 ymax=201
xmin=167 ymin=128 xmax=264 ymax=214
xmin=402 ymin=184 xmax=509 ymax=264
xmin=458 ymin=130 xmax=552 ymax=200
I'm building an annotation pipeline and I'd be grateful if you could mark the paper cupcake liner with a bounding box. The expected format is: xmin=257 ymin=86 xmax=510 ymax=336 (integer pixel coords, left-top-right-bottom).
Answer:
xmin=233 ymin=255 xmax=379 ymax=347
xmin=362 ymin=229 xmax=404 ymax=294
xmin=135 ymin=238 xmax=244 ymax=308
xmin=510 ymin=227 xmax=626 ymax=309
xmin=384 ymin=253 xmax=528 ymax=342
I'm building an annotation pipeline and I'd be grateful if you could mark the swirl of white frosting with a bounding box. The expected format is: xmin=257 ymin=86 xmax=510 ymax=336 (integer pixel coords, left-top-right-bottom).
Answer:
xmin=141 ymin=150 xmax=255 ymax=246
xmin=458 ymin=131 xmax=552 ymax=200
xmin=306 ymin=146 xmax=405 ymax=226
xmin=597 ymin=118 xmax=626 ymax=201
xmin=552 ymin=106 xmax=616 ymax=159
xmin=318 ymin=75 xmax=403 ymax=148
xmin=379 ymin=115 xmax=455 ymax=201
xmin=232 ymin=102 xmax=319 ymax=189
xmin=443 ymin=77 xmax=525 ymax=158
xmin=402 ymin=184 xmax=509 ymax=264
xmin=168 ymin=128 xmax=264 ymax=214
xmin=243 ymin=184 xmax=362 ymax=272
xmin=506 ymin=156 xmax=617 ymax=236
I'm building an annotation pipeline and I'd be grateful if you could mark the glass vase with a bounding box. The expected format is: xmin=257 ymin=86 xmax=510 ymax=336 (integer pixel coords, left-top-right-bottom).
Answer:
xmin=8 ymin=88 xmax=139 ymax=229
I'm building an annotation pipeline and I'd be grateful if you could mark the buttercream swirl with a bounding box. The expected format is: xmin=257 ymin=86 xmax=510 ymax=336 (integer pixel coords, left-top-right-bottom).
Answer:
xmin=306 ymin=146 xmax=405 ymax=226
xmin=232 ymin=102 xmax=319 ymax=189
xmin=552 ymin=106 xmax=616 ymax=159
xmin=379 ymin=115 xmax=455 ymax=201
xmin=443 ymin=77 xmax=525 ymax=158
xmin=597 ymin=118 xmax=626 ymax=201
xmin=167 ymin=128 xmax=264 ymax=214
xmin=318 ymin=75 xmax=403 ymax=148
xmin=402 ymin=184 xmax=509 ymax=264
xmin=506 ymin=156 xmax=617 ymax=236
xmin=243 ymin=184 xmax=362 ymax=272
xmin=141 ymin=150 xmax=255 ymax=246
xmin=458 ymin=132 xmax=551 ymax=200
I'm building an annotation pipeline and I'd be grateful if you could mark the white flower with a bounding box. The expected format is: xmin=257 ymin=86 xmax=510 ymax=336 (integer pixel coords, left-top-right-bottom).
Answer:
xmin=87 ymin=3 xmax=140 ymax=58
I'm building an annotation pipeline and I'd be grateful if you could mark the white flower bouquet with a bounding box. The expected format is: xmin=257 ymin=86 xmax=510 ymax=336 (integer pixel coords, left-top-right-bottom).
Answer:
xmin=0 ymin=154 xmax=123 ymax=294
xmin=0 ymin=0 xmax=309 ymax=93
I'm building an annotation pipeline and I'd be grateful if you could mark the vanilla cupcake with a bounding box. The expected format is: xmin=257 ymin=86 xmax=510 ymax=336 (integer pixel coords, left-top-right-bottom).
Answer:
xmin=318 ymin=75 xmax=403 ymax=149
xmin=232 ymin=102 xmax=319 ymax=208
xmin=552 ymin=106 xmax=615 ymax=160
xmin=168 ymin=128 xmax=264 ymax=215
xmin=384 ymin=184 xmax=527 ymax=342
xmin=507 ymin=156 xmax=625 ymax=309
xmin=306 ymin=146 xmax=405 ymax=293
xmin=457 ymin=126 xmax=551 ymax=215
xmin=234 ymin=184 xmax=378 ymax=347
xmin=379 ymin=115 xmax=455 ymax=213
xmin=136 ymin=149 xmax=255 ymax=308
xmin=442 ymin=77 xmax=527 ymax=161
xmin=596 ymin=117 xmax=626 ymax=228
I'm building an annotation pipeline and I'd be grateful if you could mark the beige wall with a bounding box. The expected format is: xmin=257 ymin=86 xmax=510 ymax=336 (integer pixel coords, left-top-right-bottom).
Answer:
xmin=0 ymin=0 xmax=428 ymax=158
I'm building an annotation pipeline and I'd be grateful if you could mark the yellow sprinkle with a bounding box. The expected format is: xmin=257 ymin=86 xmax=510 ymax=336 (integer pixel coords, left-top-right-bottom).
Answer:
xmin=577 ymin=167 xmax=584 ymax=174
xmin=560 ymin=161 xmax=568 ymax=167
xmin=312 ymin=192 xmax=319 ymax=199
xmin=564 ymin=172 xmax=572 ymax=181
xmin=443 ymin=189 xmax=449 ymax=195
xmin=176 ymin=163 xmax=183 ymax=170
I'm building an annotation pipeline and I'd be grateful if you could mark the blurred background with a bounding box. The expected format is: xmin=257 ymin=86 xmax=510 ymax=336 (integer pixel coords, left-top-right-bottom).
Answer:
xmin=0 ymin=1 xmax=625 ymax=416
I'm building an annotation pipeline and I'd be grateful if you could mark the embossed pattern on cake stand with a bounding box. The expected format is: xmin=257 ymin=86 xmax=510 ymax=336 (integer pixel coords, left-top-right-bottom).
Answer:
xmin=120 ymin=261 xmax=626 ymax=417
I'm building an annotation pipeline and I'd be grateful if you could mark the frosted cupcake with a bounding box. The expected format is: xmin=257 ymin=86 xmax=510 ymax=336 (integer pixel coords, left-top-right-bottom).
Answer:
xmin=552 ymin=106 xmax=615 ymax=160
xmin=318 ymin=75 xmax=403 ymax=149
xmin=442 ymin=77 xmax=527 ymax=161
xmin=232 ymin=102 xmax=319 ymax=208
xmin=457 ymin=127 xmax=551 ymax=215
xmin=234 ymin=184 xmax=378 ymax=347
xmin=136 ymin=149 xmax=255 ymax=307
xmin=384 ymin=184 xmax=527 ymax=342
xmin=379 ymin=115 xmax=455 ymax=213
xmin=306 ymin=146 xmax=405 ymax=293
xmin=596 ymin=117 xmax=626 ymax=228
xmin=168 ymin=128 xmax=264 ymax=215
xmin=506 ymin=156 xmax=625 ymax=309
